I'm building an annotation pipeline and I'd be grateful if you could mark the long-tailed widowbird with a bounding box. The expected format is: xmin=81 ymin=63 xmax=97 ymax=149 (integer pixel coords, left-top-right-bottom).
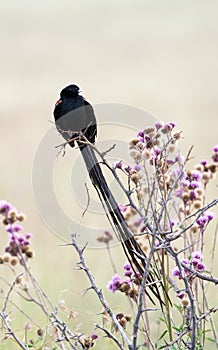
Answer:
xmin=54 ymin=84 xmax=164 ymax=306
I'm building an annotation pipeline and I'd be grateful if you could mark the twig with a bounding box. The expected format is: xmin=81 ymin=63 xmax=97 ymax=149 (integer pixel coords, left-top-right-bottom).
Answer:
xmin=0 ymin=311 xmax=28 ymax=350
xmin=2 ymin=273 xmax=23 ymax=313
xmin=95 ymin=324 xmax=125 ymax=350
xmin=70 ymin=232 xmax=132 ymax=349
xmin=51 ymin=309 xmax=79 ymax=349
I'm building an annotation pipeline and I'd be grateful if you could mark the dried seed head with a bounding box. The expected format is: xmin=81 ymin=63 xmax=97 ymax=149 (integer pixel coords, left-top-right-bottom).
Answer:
xmin=119 ymin=282 xmax=131 ymax=293
xmin=125 ymin=314 xmax=132 ymax=322
xmin=143 ymin=149 xmax=152 ymax=160
xmin=193 ymin=200 xmax=202 ymax=210
xmin=195 ymin=164 xmax=204 ymax=172
xmin=37 ymin=328 xmax=44 ymax=337
xmin=8 ymin=209 xmax=17 ymax=219
xmin=190 ymin=224 xmax=199 ymax=234
xmin=182 ymin=192 xmax=190 ymax=202
xmin=3 ymin=253 xmax=11 ymax=263
xmin=2 ymin=218 xmax=8 ymax=225
xmin=196 ymin=188 xmax=204 ymax=197
xmin=129 ymin=138 xmax=139 ymax=146
xmin=10 ymin=257 xmax=19 ymax=266
xmin=119 ymin=317 xmax=127 ymax=328
xmin=129 ymin=288 xmax=138 ymax=299
xmin=17 ymin=213 xmax=26 ymax=221
xmin=202 ymin=171 xmax=210 ymax=181
xmin=169 ymin=145 xmax=176 ymax=153
xmin=208 ymin=163 xmax=217 ymax=173
xmin=25 ymin=249 xmax=35 ymax=259
xmin=182 ymin=298 xmax=190 ymax=307
xmin=15 ymin=276 xmax=22 ymax=284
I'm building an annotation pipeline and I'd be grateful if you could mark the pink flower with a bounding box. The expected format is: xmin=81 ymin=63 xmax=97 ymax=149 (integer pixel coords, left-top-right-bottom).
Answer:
xmin=191 ymin=251 xmax=202 ymax=260
xmin=155 ymin=121 xmax=164 ymax=130
xmin=108 ymin=274 xmax=121 ymax=293
xmin=196 ymin=262 xmax=206 ymax=272
xmin=6 ymin=224 xmax=23 ymax=233
xmin=0 ymin=200 xmax=13 ymax=215
xmin=172 ymin=267 xmax=182 ymax=278
xmin=119 ymin=205 xmax=127 ymax=212
xmin=206 ymin=212 xmax=215 ymax=221
xmin=197 ymin=216 xmax=209 ymax=228
xmin=177 ymin=291 xmax=185 ymax=299
xmin=213 ymin=145 xmax=218 ymax=153
xmin=114 ymin=161 xmax=123 ymax=169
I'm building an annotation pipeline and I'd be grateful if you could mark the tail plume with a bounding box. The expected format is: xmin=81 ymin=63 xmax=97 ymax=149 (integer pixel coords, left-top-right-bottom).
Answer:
xmin=80 ymin=144 xmax=164 ymax=306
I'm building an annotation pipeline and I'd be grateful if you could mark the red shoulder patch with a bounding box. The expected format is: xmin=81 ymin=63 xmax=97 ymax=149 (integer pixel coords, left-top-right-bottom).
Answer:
xmin=55 ymin=99 xmax=62 ymax=107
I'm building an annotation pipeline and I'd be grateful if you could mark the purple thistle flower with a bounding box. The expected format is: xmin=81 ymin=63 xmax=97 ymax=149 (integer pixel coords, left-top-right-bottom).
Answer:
xmin=175 ymin=189 xmax=183 ymax=198
xmin=212 ymin=153 xmax=218 ymax=162
xmin=169 ymin=122 xmax=176 ymax=128
xmin=144 ymin=135 xmax=151 ymax=142
xmin=182 ymin=179 xmax=191 ymax=188
xmin=138 ymin=137 xmax=144 ymax=143
xmin=134 ymin=271 xmax=142 ymax=279
xmin=124 ymin=262 xmax=132 ymax=271
xmin=189 ymin=190 xmax=198 ymax=201
xmin=124 ymin=271 xmax=132 ymax=278
xmin=206 ymin=212 xmax=215 ymax=221
xmin=18 ymin=236 xmax=24 ymax=243
xmin=91 ymin=334 xmax=99 ymax=340
xmin=177 ymin=291 xmax=185 ymax=299
xmin=213 ymin=145 xmax=218 ymax=153
xmin=197 ymin=216 xmax=209 ymax=228
xmin=154 ymin=147 xmax=161 ymax=156
xmin=200 ymin=160 xmax=208 ymax=166
xmin=119 ymin=204 xmax=127 ymax=212
xmin=124 ymin=262 xmax=133 ymax=277
xmin=114 ymin=160 xmax=123 ymax=169
xmin=167 ymin=159 xmax=175 ymax=166
xmin=164 ymin=122 xmax=176 ymax=131
xmin=181 ymin=258 xmax=189 ymax=265
xmin=155 ymin=121 xmax=163 ymax=130
xmin=108 ymin=274 xmax=121 ymax=293
xmin=172 ymin=267 xmax=182 ymax=279
xmin=196 ymin=261 xmax=206 ymax=272
xmin=25 ymin=233 xmax=32 ymax=239
xmin=170 ymin=220 xmax=177 ymax=227
xmin=192 ymin=259 xmax=199 ymax=267
xmin=137 ymin=130 xmax=144 ymax=138
xmin=0 ymin=200 xmax=13 ymax=215
xmin=23 ymin=240 xmax=30 ymax=245
xmin=124 ymin=165 xmax=132 ymax=173
xmin=191 ymin=251 xmax=202 ymax=260
xmin=134 ymin=164 xmax=141 ymax=171
xmin=189 ymin=180 xmax=201 ymax=189
xmin=134 ymin=217 xmax=143 ymax=227
xmin=191 ymin=170 xmax=203 ymax=182
xmin=6 ymin=224 xmax=23 ymax=233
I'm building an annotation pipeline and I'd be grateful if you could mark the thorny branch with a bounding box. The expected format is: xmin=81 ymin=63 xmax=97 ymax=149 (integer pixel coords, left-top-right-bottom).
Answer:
xmin=70 ymin=232 xmax=132 ymax=350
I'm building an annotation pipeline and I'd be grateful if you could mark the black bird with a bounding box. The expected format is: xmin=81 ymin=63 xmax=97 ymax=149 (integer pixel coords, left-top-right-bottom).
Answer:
xmin=54 ymin=84 xmax=164 ymax=306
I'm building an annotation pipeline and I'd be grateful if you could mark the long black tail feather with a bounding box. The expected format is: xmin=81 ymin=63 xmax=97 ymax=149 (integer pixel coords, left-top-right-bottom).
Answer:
xmin=80 ymin=144 xmax=165 ymax=306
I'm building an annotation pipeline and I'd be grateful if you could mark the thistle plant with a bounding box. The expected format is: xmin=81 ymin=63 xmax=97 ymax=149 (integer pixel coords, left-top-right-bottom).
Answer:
xmin=103 ymin=122 xmax=218 ymax=349
xmin=0 ymin=122 xmax=217 ymax=350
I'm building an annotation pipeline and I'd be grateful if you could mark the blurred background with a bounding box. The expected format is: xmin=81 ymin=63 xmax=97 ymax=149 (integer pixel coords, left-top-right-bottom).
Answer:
xmin=0 ymin=0 xmax=218 ymax=348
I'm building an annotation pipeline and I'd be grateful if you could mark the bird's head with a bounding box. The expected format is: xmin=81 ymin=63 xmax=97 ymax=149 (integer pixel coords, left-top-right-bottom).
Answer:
xmin=60 ymin=84 xmax=81 ymax=98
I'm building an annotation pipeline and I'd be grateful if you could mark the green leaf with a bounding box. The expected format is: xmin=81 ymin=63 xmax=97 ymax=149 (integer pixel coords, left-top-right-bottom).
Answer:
xmin=159 ymin=329 xmax=168 ymax=341
xmin=206 ymin=337 xmax=216 ymax=343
